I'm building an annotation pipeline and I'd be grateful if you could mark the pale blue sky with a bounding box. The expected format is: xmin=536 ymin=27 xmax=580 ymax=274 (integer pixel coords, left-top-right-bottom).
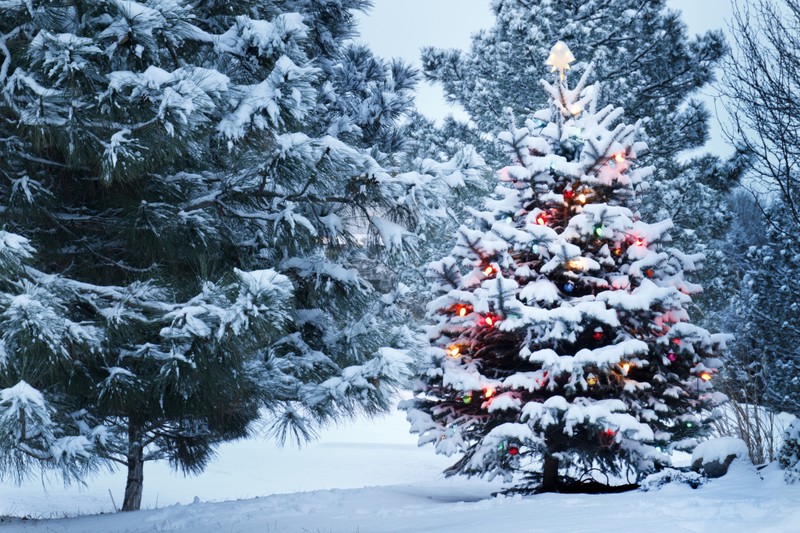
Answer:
xmin=356 ymin=0 xmax=733 ymax=156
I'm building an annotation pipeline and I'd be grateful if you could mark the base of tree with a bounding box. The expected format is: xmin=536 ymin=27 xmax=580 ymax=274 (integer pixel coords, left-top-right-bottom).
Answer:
xmin=500 ymin=479 xmax=639 ymax=496
xmin=554 ymin=480 xmax=639 ymax=494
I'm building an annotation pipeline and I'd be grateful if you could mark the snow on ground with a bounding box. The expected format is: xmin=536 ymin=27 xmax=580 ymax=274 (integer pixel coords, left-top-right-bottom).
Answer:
xmin=2 ymin=407 xmax=799 ymax=532
xmin=0 ymin=407 xmax=454 ymax=517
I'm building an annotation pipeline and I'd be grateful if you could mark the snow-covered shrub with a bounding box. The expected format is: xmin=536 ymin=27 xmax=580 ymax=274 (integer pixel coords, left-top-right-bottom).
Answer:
xmin=639 ymin=468 xmax=706 ymax=491
xmin=779 ymin=420 xmax=800 ymax=484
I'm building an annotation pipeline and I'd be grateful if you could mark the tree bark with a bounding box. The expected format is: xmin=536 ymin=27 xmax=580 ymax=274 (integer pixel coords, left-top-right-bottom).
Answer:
xmin=122 ymin=425 xmax=144 ymax=512
xmin=540 ymin=454 xmax=560 ymax=493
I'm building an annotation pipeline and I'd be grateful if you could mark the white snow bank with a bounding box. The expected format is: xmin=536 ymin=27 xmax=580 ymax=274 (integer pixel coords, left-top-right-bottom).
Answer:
xmin=2 ymin=464 xmax=799 ymax=533
xmin=2 ymin=409 xmax=799 ymax=533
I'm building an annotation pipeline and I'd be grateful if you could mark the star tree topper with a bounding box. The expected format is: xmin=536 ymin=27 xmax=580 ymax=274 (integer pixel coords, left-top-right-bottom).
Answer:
xmin=545 ymin=41 xmax=575 ymax=81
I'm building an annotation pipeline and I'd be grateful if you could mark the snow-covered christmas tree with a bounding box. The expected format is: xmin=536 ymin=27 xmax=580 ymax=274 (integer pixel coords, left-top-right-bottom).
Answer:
xmin=404 ymin=43 xmax=727 ymax=493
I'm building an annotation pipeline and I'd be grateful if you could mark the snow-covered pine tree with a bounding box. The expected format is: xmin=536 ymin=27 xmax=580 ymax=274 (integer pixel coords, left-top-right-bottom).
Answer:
xmin=404 ymin=43 xmax=727 ymax=493
xmin=0 ymin=0 xmax=473 ymax=510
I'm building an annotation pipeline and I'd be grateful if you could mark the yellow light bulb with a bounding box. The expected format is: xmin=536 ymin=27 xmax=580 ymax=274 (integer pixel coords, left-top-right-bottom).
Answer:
xmin=567 ymin=258 xmax=585 ymax=271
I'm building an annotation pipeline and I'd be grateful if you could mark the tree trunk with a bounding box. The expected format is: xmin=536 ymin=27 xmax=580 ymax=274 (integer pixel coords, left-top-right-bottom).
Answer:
xmin=540 ymin=454 xmax=559 ymax=493
xmin=122 ymin=425 xmax=144 ymax=512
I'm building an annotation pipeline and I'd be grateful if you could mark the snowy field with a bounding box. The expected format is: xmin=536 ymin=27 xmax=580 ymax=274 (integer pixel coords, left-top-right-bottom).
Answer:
xmin=2 ymin=407 xmax=800 ymax=533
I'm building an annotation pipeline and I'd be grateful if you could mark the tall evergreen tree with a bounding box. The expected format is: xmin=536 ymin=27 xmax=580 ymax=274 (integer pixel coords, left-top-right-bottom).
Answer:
xmin=404 ymin=43 xmax=726 ymax=493
xmin=0 ymin=0 xmax=474 ymax=510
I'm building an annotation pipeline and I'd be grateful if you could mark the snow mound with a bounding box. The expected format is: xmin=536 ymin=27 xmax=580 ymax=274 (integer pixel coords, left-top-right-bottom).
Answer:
xmin=692 ymin=437 xmax=749 ymax=465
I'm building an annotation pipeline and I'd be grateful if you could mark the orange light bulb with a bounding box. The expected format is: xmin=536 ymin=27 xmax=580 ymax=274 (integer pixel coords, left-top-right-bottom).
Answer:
xmin=536 ymin=214 xmax=547 ymax=225
xmin=447 ymin=345 xmax=461 ymax=358
xmin=484 ymin=266 xmax=494 ymax=276
xmin=577 ymin=193 xmax=587 ymax=204
xmin=458 ymin=306 xmax=468 ymax=317
xmin=700 ymin=371 xmax=712 ymax=382
xmin=483 ymin=387 xmax=495 ymax=398
xmin=621 ymin=362 xmax=631 ymax=373
xmin=614 ymin=152 xmax=625 ymax=163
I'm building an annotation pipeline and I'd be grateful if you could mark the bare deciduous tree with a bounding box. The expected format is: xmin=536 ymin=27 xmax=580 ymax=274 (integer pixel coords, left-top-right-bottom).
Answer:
xmin=723 ymin=0 xmax=800 ymax=225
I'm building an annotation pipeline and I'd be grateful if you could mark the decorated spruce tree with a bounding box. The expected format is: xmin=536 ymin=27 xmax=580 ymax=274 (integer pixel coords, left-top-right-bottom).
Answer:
xmin=404 ymin=43 xmax=727 ymax=493
xmin=0 ymin=0 xmax=473 ymax=511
